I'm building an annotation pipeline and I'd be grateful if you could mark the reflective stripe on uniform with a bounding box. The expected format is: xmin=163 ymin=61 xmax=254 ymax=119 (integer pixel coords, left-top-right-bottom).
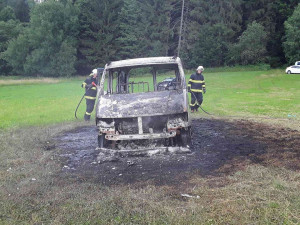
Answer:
xmin=85 ymin=96 xmax=96 ymax=100
xmin=91 ymin=87 xmax=97 ymax=90
xmin=202 ymin=85 xmax=206 ymax=87
xmin=85 ymin=112 xmax=92 ymax=115
xmin=191 ymin=89 xmax=203 ymax=92
xmin=189 ymin=79 xmax=205 ymax=83
xmin=189 ymin=102 xmax=199 ymax=106
xmin=187 ymin=84 xmax=191 ymax=87
xmin=82 ymin=82 xmax=87 ymax=88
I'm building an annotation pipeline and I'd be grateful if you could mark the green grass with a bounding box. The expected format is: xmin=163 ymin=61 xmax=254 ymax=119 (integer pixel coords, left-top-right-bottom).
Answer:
xmin=0 ymin=69 xmax=299 ymax=224
xmin=0 ymin=69 xmax=299 ymax=129
xmin=202 ymin=69 xmax=300 ymax=118
xmin=0 ymin=78 xmax=86 ymax=129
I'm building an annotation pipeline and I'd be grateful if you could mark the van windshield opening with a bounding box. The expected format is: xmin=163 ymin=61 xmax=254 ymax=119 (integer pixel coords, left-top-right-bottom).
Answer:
xmin=105 ymin=64 xmax=182 ymax=94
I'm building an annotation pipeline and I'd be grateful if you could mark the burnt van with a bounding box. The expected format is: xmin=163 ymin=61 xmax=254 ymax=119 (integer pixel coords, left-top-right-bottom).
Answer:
xmin=95 ymin=57 xmax=191 ymax=153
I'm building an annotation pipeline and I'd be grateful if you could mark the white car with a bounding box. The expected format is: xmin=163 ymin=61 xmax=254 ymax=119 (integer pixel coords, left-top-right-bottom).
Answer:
xmin=286 ymin=65 xmax=300 ymax=74
xmin=295 ymin=61 xmax=300 ymax=65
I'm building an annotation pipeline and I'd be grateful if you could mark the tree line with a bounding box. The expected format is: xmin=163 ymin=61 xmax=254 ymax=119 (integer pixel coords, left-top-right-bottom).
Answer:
xmin=0 ymin=0 xmax=299 ymax=77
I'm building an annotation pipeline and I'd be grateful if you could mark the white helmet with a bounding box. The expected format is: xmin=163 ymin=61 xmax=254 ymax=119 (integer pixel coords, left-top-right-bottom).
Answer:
xmin=92 ymin=69 xmax=97 ymax=74
xmin=196 ymin=66 xmax=204 ymax=71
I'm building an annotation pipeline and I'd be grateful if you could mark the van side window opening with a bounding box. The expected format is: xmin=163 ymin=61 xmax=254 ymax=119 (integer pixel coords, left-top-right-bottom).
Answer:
xmin=104 ymin=65 xmax=182 ymax=94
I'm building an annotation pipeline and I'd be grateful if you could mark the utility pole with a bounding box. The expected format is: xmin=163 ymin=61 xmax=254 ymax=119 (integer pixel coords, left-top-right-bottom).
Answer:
xmin=177 ymin=0 xmax=185 ymax=57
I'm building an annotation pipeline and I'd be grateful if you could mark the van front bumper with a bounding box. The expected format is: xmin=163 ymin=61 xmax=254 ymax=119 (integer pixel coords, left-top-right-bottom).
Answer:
xmin=105 ymin=131 xmax=177 ymax=141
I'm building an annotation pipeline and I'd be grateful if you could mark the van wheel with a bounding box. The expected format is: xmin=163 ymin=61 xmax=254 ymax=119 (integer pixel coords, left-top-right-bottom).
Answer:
xmin=98 ymin=134 xmax=106 ymax=148
xmin=179 ymin=128 xmax=191 ymax=147
xmin=287 ymin=70 xmax=291 ymax=74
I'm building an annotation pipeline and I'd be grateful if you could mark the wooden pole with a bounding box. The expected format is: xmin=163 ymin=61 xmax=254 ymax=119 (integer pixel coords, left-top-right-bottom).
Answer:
xmin=177 ymin=0 xmax=185 ymax=57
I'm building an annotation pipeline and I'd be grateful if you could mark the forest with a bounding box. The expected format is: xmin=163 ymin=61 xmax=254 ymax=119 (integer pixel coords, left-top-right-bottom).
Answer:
xmin=0 ymin=0 xmax=299 ymax=76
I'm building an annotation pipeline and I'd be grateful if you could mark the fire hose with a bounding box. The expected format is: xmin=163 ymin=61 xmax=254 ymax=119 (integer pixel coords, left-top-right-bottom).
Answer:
xmin=189 ymin=90 xmax=213 ymax=116
xmin=75 ymin=82 xmax=96 ymax=119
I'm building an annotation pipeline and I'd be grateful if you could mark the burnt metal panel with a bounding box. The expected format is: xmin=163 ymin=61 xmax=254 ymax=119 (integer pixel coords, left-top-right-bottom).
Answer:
xmin=105 ymin=131 xmax=176 ymax=141
xmin=97 ymin=90 xmax=186 ymax=118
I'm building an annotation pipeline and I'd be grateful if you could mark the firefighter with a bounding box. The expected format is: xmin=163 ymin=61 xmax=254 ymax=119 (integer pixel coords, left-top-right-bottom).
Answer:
xmin=81 ymin=69 xmax=98 ymax=121
xmin=188 ymin=66 xmax=206 ymax=112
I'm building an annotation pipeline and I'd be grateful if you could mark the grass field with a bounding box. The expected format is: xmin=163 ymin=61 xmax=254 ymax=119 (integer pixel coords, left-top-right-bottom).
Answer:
xmin=0 ymin=69 xmax=299 ymax=224
xmin=0 ymin=69 xmax=299 ymax=129
xmin=0 ymin=77 xmax=85 ymax=129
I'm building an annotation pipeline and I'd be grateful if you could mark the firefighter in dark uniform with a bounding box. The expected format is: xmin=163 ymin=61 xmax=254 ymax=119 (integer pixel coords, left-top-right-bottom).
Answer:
xmin=81 ymin=69 xmax=98 ymax=121
xmin=188 ymin=66 xmax=206 ymax=112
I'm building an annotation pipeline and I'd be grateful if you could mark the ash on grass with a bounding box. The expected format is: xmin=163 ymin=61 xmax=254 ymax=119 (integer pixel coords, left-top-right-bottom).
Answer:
xmin=56 ymin=118 xmax=300 ymax=187
xmin=0 ymin=119 xmax=299 ymax=224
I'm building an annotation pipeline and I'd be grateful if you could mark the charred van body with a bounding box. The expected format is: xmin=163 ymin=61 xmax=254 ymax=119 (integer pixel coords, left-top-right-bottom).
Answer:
xmin=95 ymin=57 xmax=191 ymax=153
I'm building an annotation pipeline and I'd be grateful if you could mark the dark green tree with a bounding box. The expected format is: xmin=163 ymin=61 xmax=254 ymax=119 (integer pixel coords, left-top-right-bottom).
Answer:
xmin=187 ymin=23 xmax=233 ymax=68
xmin=0 ymin=1 xmax=22 ymax=75
xmin=13 ymin=0 xmax=30 ymax=22
xmin=116 ymin=0 xmax=143 ymax=59
xmin=138 ymin=0 xmax=173 ymax=57
xmin=0 ymin=20 xmax=22 ymax=74
xmin=3 ymin=0 xmax=79 ymax=76
xmin=228 ymin=21 xmax=267 ymax=65
xmin=241 ymin=0 xmax=299 ymax=66
xmin=76 ymin=0 xmax=122 ymax=73
xmin=283 ymin=3 xmax=300 ymax=65
xmin=3 ymin=0 xmax=31 ymax=22
xmin=0 ymin=6 xmax=16 ymax=21
xmin=182 ymin=0 xmax=243 ymax=68
xmin=0 ymin=0 xmax=6 ymax=10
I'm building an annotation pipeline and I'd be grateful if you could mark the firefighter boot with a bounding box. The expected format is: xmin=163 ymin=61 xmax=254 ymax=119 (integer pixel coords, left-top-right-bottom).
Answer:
xmin=84 ymin=113 xmax=91 ymax=121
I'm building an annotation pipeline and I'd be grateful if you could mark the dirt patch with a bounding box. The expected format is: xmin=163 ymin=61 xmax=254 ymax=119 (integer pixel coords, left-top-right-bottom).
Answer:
xmin=55 ymin=118 xmax=300 ymax=187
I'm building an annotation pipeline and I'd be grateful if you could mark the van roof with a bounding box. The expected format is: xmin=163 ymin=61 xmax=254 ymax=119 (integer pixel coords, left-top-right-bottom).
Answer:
xmin=105 ymin=57 xmax=181 ymax=69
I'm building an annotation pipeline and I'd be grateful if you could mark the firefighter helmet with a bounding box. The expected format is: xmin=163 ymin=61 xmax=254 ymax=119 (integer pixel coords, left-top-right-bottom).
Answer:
xmin=196 ymin=66 xmax=204 ymax=71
